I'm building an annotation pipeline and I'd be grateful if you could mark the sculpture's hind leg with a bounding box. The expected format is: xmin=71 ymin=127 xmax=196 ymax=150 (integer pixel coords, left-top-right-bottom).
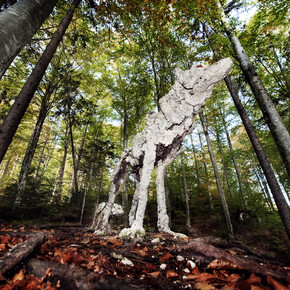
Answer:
xmin=119 ymin=152 xmax=155 ymax=239
xmin=156 ymin=147 xmax=188 ymax=239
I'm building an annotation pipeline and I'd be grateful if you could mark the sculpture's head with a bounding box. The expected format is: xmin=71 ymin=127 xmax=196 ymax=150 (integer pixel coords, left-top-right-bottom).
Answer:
xmin=175 ymin=58 xmax=233 ymax=91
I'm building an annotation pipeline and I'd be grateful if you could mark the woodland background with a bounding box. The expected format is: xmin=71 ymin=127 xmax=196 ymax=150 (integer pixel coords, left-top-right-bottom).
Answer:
xmin=0 ymin=0 xmax=289 ymax=255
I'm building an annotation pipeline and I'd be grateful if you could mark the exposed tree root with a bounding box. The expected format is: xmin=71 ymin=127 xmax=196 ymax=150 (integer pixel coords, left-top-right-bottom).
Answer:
xmin=25 ymin=258 xmax=135 ymax=290
xmin=0 ymin=232 xmax=44 ymax=275
xmin=178 ymin=241 xmax=290 ymax=283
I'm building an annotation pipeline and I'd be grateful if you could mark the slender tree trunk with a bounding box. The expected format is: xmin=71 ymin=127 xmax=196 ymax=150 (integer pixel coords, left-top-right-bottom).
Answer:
xmin=80 ymin=173 xmax=89 ymax=225
xmin=122 ymin=112 xmax=129 ymax=227
xmin=190 ymin=135 xmax=201 ymax=194
xmin=0 ymin=0 xmax=58 ymax=78
xmin=67 ymin=97 xmax=79 ymax=203
xmin=224 ymin=75 xmax=290 ymax=240
xmin=200 ymin=111 xmax=235 ymax=240
xmin=180 ymin=151 xmax=191 ymax=230
xmin=255 ymin=171 xmax=275 ymax=211
xmin=0 ymin=0 xmax=82 ymax=164
xmin=0 ymin=155 xmax=12 ymax=179
xmin=70 ymin=121 xmax=89 ymax=197
xmin=14 ymin=102 xmax=48 ymax=206
xmin=57 ymin=125 xmax=69 ymax=197
xmin=198 ymin=133 xmax=214 ymax=210
xmin=91 ymin=161 xmax=106 ymax=229
xmin=215 ymin=127 xmax=234 ymax=198
xmin=34 ymin=137 xmax=48 ymax=180
xmin=221 ymin=112 xmax=248 ymax=208
xmin=38 ymin=140 xmax=56 ymax=184
xmin=215 ymin=0 xmax=290 ymax=177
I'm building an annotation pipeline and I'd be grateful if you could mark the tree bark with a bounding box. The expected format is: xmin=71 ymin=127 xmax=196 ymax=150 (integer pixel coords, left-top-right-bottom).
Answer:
xmin=180 ymin=151 xmax=191 ymax=230
xmin=224 ymin=75 xmax=290 ymax=240
xmin=200 ymin=111 xmax=235 ymax=240
xmin=215 ymin=126 xmax=234 ymax=198
xmin=0 ymin=0 xmax=58 ymax=79
xmin=67 ymin=95 xmax=79 ymax=203
xmin=0 ymin=0 xmax=82 ymax=164
xmin=255 ymin=171 xmax=275 ymax=211
xmin=70 ymin=121 xmax=89 ymax=197
xmin=198 ymin=132 xmax=214 ymax=210
xmin=215 ymin=0 xmax=290 ymax=177
xmin=15 ymin=94 xmax=50 ymax=205
xmin=179 ymin=242 xmax=290 ymax=283
xmin=190 ymin=135 xmax=201 ymax=194
xmin=55 ymin=125 xmax=69 ymax=198
xmin=221 ymin=112 xmax=248 ymax=208
xmin=0 ymin=155 xmax=12 ymax=179
xmin=122 ymin=111 xmax=129 ymax=227
xmin=26 ymin=258 xmax=133 ymax=290
xmin=0 ymin=233 xmax=44 ymax=276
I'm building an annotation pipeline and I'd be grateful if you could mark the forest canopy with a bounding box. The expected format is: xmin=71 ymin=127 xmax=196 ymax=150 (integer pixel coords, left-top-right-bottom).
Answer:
xmin=0 ymin=0 xmax=289 ymax=246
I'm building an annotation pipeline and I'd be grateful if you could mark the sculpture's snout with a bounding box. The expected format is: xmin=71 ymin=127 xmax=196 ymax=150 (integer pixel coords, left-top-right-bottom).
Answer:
xmin=206 ymin=58 xmax=233 ymax=83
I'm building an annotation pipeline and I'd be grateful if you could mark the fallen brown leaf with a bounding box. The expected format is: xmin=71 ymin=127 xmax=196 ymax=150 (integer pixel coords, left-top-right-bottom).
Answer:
xmin=166 ymin=270 xmax=179 ymax=278
xmin=148 ymin=271 xmax=160 ymax=277
xmin=12 ymin=270 xmax=24 ymax=283
xmin=195 ymin=272 xmax=214 ymax=282
xmin=163 ymin=253 xmax=174 ymax=260
xmin=207 ymin=259 xmax=241 ymax=270
xmin=267 ymin=276 xmax=289 ymax=290
xmin=194 ymin=282 xmax=215 ymax=290
xmin=247 ymin=273 xmax=261 ymax=285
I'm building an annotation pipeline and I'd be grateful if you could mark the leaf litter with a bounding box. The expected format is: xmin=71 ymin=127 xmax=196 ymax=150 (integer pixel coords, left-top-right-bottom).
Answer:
xmin=0 ymin=224 xmax=289 ymax=289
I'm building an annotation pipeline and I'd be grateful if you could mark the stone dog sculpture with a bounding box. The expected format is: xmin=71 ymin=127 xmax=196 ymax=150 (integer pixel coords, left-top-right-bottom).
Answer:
xmin=93 ymin=58 xmax=233 ymax=238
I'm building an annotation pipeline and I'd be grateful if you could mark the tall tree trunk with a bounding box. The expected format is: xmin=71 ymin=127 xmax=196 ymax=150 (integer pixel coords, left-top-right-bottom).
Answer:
xmin=57 ymin=125 xmax=69 ymax=198
xmin=200 ymin=111 xmax=235 ymax=240
xmin=215 ymin=0 xmax=290 ymax=177
xmin=0 ymin=0 xmax=58 ymax=78
xmin=91 ymin=161 xmax=106 ymax=230
xmin=67 ymin=96 xmax=79 ymax=203
xmin=0 ymin=0 xmax=82 ymax=164
xmin=224 ymin=75 xmax=290 ymax=240
xmin=215 ymin=126 xmax=234 ymax=198
xmin=122 ymin=111 xmax=129 ymax=227
xmin=198 ymin=133 xmax=214 ymax=210
xmin=0 ymin=155 xmax=12 ymax=179
xmin=14 ymin=101 xmax=49 ymax=206
xmin=180 ymin=151 xmax=191 ymax=230
xmin=37 ymin=139 xmax=56 ymax=184
xmin=80 ymin=171 xmax=90 ymax=225
xmin=190 ymin=135 xmax=201 ymax=194
xmin=221 ymin=112 xmax=248 ymax=208
xmin=255 ymin=171 xmax=275 ymax=211
xmin=69 ymin=121 xmax=89 ymax=197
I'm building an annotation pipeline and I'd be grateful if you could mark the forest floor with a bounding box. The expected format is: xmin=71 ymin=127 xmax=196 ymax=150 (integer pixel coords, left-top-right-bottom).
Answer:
xmin=0 ymin=223 xmax=289 ymax=289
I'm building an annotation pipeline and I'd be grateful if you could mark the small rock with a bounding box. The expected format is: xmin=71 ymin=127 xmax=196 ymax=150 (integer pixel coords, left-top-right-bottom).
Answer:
xmin=120 ymin=257 xmax=134 ymax=266
xmin=111 ymin=252 xmax=123 ymax=260
xmin=160 ymin=263 xmax=167 ymax=270
xmin=151 ymin=238 xmax=160 ymax=243
xmin=177 ymin=255 xmax=184 ymax=262
xmin=187 ymin=260 xmax=196 ymax=269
